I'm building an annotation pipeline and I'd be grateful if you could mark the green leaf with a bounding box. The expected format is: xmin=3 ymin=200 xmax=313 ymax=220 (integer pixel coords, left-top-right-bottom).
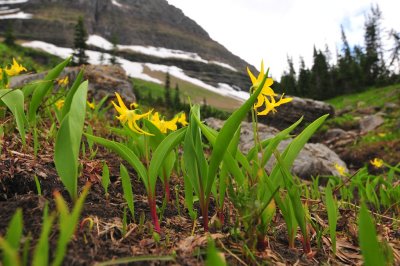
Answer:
xmin=3 ymin=209 xmax=23 ymax=266
xmin=205 ymin=75 xmax=265 ymax=196
xmin=85 ymin=134 xmax=149 ymax=192
xmin=101 ymin=162 xmax=110 ymax=196
xmin=60 ymin=69 xmax=84 ymax=120
xmin=149 ymin=127 xmax=186 ymax=197
xmin=0 ymin=89 xmax=26 ymax=145
xmin=28 ymin=57 xmax=71 ymax=123
xmin=52 ymin=184 xmax=90 ymax=266
xmin=0 ymin=237 xmax=21 ymax=266
xmin=54 ymin=81 xmax=88 ymax=200
xmin=270 ymin=114 xmax=329 ymax=189
xmin=120 ymin=164 xmax=135 ymax=219
xmin=32 ymin=206 xmax=54 ymax=266
xmin=358 ymin=203 xmax=386 ymax=266
xmin=205 ymin=238 xmax=226 ymax=266
xmin=325 ymin=183 xmax=338 ymax=254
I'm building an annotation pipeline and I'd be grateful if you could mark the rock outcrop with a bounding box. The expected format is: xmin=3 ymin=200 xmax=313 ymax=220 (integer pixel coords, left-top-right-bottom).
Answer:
xmin=257 ymin=96 xmax=335 ymax=131
xmin=10 ymin=65 xmax=135 ymax=102
xmin=205 ymin=117 xmax=347 ymax=179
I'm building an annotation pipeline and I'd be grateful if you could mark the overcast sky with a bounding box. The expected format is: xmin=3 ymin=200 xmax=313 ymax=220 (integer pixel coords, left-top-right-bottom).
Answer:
xmin=166 ymin=0 xmax=399 ymax=79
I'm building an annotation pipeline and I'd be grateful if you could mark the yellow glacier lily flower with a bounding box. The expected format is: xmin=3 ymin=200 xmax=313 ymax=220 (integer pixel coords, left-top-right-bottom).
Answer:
xmin=58 ymin=76 xmax=69 ymax=87
xmin=177 ymin=112 xmax=188 ymax=126
xmin=334 ymin=163 xmax=346 ymax=176
xmin=150 ymin=112 xmax=178 ymax=134
xmin=247 ymin=60 xmax=292 ymax=115
xmin=87 ymin=100 xmax=95 ymax=110
xmin=5 ymin=58 xmax=27 ymax=76
xmin=370 ymin=158 xmax=383 ymax=168
xmin=55 ymin=99 xmax=65 ymax=110
xmin=112 ymin=92 xmax=153 ymax=135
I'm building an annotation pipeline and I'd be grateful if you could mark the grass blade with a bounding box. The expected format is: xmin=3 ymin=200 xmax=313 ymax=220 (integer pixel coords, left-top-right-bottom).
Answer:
xmin=120 ymin=164 xmax=135 ymax=219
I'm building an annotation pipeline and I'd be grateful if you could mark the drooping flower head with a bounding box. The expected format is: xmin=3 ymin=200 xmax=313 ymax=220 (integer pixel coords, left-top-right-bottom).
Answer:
xmin=87 ymin=100 xmax=95 ymax=110
xmin=370 ymin=158 xmax=384 ymax=168
xmin=247 ymin=60 xmax=293 ymax=116
xmin=5 ymin=58 xmax=27 ymax=77
xmin=177 ymin=112 xmax=188 ymax=126
xmin=58 ymin=76 xmax=69 ymax=87
xmin=112 ymin=92 xmax=153 ymax=135
xmin=55 ymin=99 xmax=65 ymax=110
xmin=150 ymin=112 xmax=178 ymax=134
xmin=334 ymin=163 xmax=346 ymax=176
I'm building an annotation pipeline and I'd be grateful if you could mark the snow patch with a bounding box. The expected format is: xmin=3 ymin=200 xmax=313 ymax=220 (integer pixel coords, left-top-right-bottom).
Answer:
xmin=111 ymin=0 xmax=122 ymax=7
xmin=86 ymin=35 xmax=238 ymax=71
xmin=0 ymin=0 xmax=29 ymax=4
xmin=0 ymin=11 xmax=31 ymax=19
xmin=87 ymin=35 xmax=113 ymax=50
xmin=22 ymin=40 xmax=247 ymax=101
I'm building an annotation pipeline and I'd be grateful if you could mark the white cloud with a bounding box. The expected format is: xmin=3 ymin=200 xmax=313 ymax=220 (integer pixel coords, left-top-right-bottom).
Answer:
xmin=167 ymin=0 xmax=400 ymax=79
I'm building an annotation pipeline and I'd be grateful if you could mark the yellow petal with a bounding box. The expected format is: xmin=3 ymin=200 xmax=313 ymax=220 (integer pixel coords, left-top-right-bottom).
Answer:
xmin=115 ymin=92 xmax=128 ymax=111
xmin=247 ymin=67 xmax=257 ymax=85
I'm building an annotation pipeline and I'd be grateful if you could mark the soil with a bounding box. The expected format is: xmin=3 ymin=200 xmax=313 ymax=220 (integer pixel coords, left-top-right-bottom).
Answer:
xmin=0 ymin=129 xmax=399 ymax=265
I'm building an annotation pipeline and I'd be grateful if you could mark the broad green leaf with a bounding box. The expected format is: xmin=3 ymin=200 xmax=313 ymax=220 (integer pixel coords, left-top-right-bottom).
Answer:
xmin=53 ymin=183 xmax=90 ymax=266
xmin=270 ymin=114 xmax=329 ymax=189
xmin=358 ymin=203 xmax=386 ymax=266
xmin=120 ymin=164 xmax=135 ymax=219
xmin=0 ymin=237 xmax=21 ymax=266
xmin=3 ymin=209 xmax=23 ymax=266
xmin=32 ymin=204 xmax=54 ymax=266
xmin=54 ymin=81 xmax=88 ymax=200
xmin=0 ymin=89 xmax=26 ymax=145
xmin=325 ymin=184 xmax=338 ymax=254
xmin=205 ymin=238 xmax=226 ymax=266
xmin=28 ymin=57 xmax=71 ymax=123
xmin=60 ymin=69 xmax=84 ymax=120
xmin=205 ymin=75 xmax=266 ymax=196
xmin=85 ymin=134 xmax=148 ymax=192
xmin=101 ymin=162 xmax=110 ymax=196
xmin=149 ymin=127 xmax=186 ymax=197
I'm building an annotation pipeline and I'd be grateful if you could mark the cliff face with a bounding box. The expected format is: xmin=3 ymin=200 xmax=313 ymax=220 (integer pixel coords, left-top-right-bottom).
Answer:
xmin=0 ymin=0 xmax=250 ymax=72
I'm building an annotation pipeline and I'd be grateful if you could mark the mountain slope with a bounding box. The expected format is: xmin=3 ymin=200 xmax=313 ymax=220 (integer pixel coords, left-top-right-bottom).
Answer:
xmin=0 ymin=0 xmax=250 ymax=72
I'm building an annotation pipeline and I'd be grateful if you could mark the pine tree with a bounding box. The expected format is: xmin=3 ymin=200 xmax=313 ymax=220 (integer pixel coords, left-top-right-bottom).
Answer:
xmin=164 ymin=72 xmax=172 ymax=106
xmin=310 ymin=49 xmax=330 ymax=99
xmin=174 ymin=83 xmax=181 ymax=109
xmin=109 ymin=35 xmax=118 ymax=65
xmin=73 ymin=17 xmax=89 ymax=65
xmin=297 ymin=57 xmax=311 ymax=97
xmin=280 ymin=56 xmax=297 ymax=95
xmin=363 ymin=4 xmax=387 ymax=85
xmin=4 ymin=22 xmax=16 ymax=46
xmin=389 ymin=29 xmax=400 ymax=73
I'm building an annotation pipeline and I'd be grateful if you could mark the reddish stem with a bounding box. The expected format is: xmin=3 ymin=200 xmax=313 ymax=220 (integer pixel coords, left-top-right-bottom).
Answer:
xmin=202 ymin=200 xmax=209 ymax=232
xmin=149 ymin=196 xmax=161 ymax=233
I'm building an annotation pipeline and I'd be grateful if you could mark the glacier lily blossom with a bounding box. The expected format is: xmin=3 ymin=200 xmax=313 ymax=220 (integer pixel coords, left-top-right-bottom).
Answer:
xmin=247 ymin=60 xmax=292 ymax=115
xmin=58 ymin=76 xmax=69 ymax=87
xmin=112 ymin=92 xmax=153 ymax=135
xmin=177 ymin=112 xmax=188 ymax=126
xmin=370 ymin=158 xmax=383 ymax=168
xmin=5 ymin=58 xmax=27 ymax=76
xmin=334 ymin=163 xmax=346 ymax=176
xmin=55 ymin=99 xmax=65 ymax=110
xmin=150 ymin=112 xmax=178 ymax=134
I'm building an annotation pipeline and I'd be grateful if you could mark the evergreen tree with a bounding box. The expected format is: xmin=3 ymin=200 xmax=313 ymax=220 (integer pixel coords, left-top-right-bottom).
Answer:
xmin=164 ymin=72 xmax=172 ymax=106
xmin=389 ymin=29 xmax=400 ymax=73
xmin=73 ymin=17 xmax=89 ymax=65
xmin=174 ymin=83 xmax=181 ymax=109
xmin=109 ymin=35 xmax=118 ymax=65
xmin=310 ymin=49 xmax=331 ymax=99
xmin=4 ymin=22 xmax=15 ymax=46
xmin=337 ymin=26 xmax=355 ymax=94
xmin=280 ymin=56 xmax=297 ymax=95
xmin=297 ymin=57 xmax=311 ymax=97
xmin=363 ymin=4 xmax=387 ymax=85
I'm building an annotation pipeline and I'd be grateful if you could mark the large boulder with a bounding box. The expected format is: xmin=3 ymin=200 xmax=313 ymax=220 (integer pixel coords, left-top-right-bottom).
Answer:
xmin=205 ymin=117 xmax=347 ymax=179
xmin=257 ymin=96 xmax=335 ymax=131
xmin=10 ymin=64 xmax=135 ymax=103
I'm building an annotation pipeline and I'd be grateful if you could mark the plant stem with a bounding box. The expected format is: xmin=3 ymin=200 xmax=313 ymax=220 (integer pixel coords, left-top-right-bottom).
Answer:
xmin=149 ymin=196 xmax=161 ymax=233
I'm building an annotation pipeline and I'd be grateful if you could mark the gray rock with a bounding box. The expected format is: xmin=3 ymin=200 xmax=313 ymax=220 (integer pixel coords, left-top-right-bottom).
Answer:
xmin=359 ymin=114 xmax=384 ymax=133
xmin=205 ymin=118 xmax=347 ymax=179
xmin=324 ymin=128 xmax=348 ymax=140
xmin=10 ymin=65 xmax=135 ymax=103
xmin=256 ymin=96 xmax=335 ymax=132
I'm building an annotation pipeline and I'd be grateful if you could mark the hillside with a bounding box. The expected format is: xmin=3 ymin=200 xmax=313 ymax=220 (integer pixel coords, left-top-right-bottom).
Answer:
xmin=0 ymin=0 xmax=253 ymax=97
